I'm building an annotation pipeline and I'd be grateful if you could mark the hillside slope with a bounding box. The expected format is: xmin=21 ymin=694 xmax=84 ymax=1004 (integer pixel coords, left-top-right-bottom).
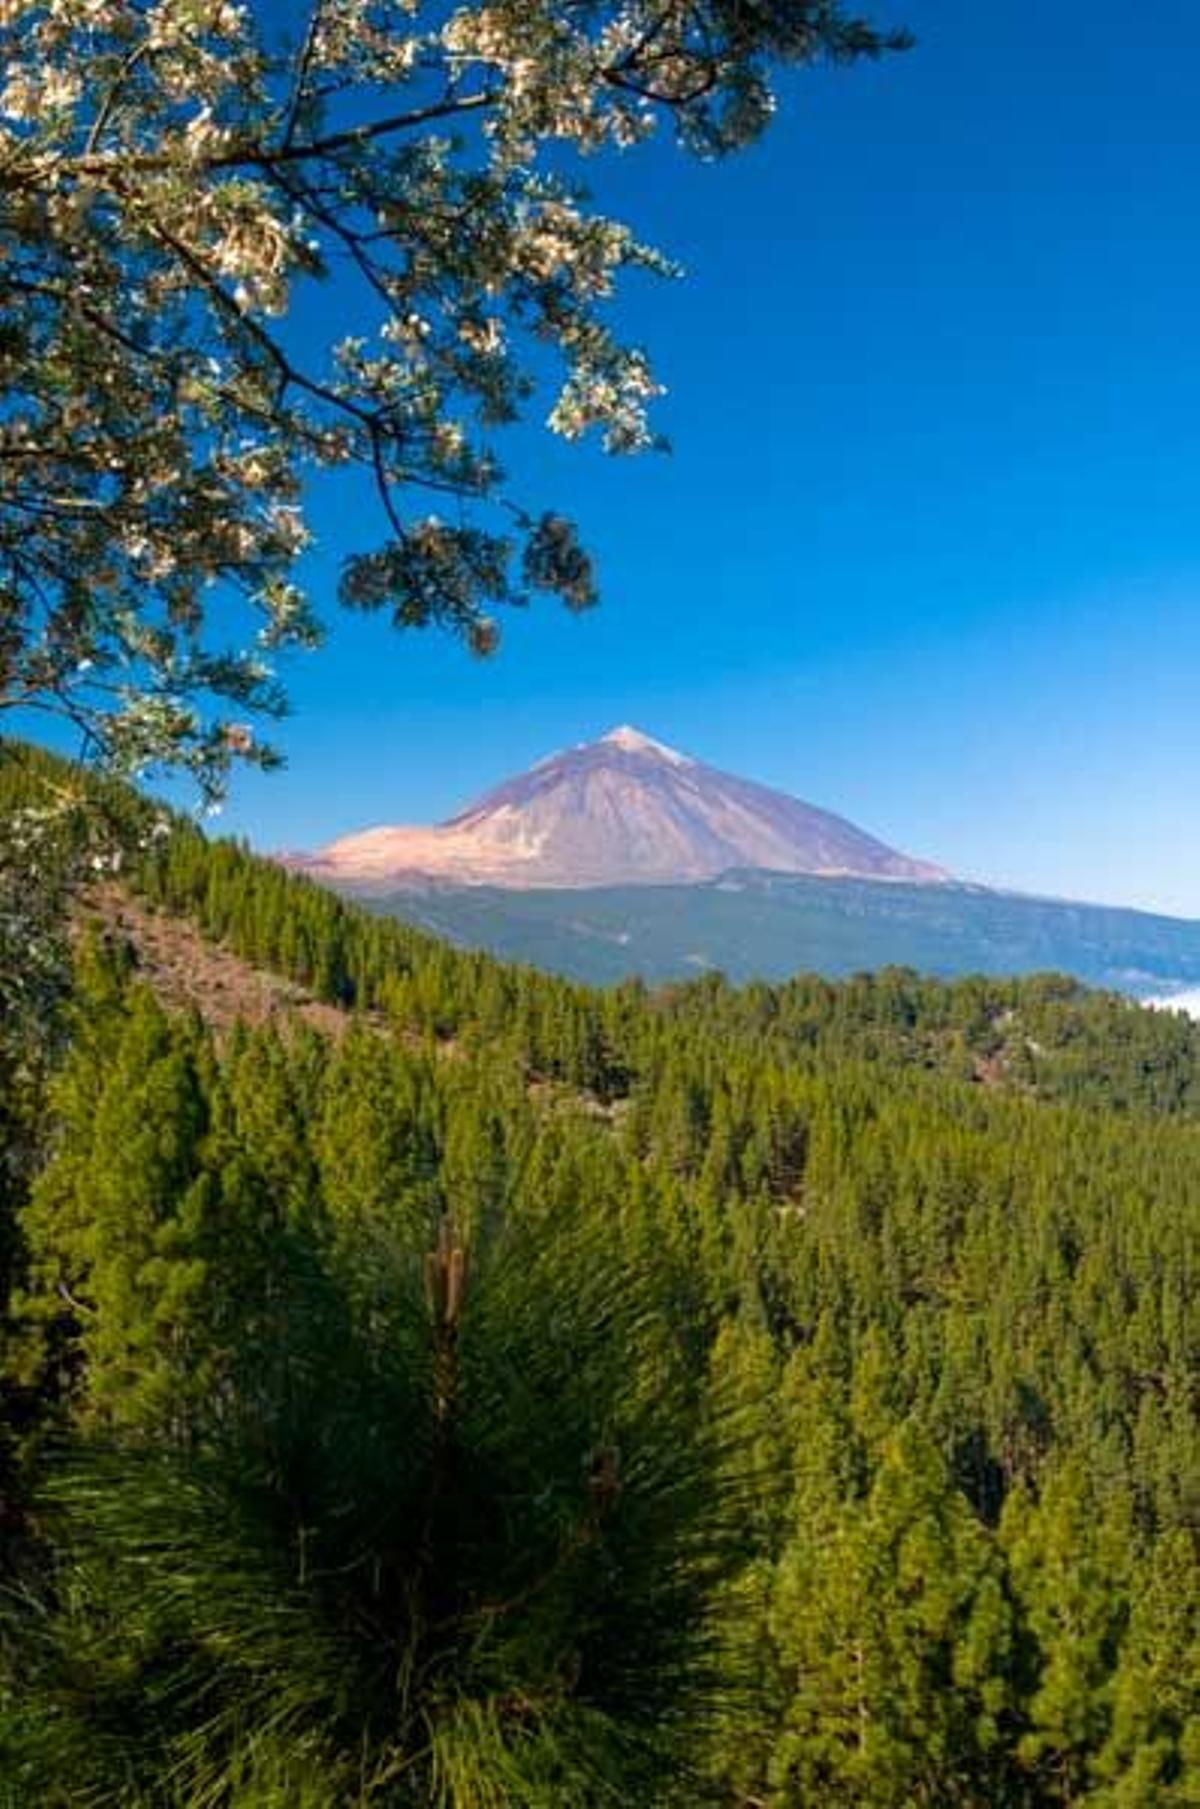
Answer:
xmin=79 ymin=885 xmax=353 ymax=1036
xmin=367 ymin=867 xmax=1200 ymax=997
xmin=7 ymin=743 xmax=1200 ymax=1804
xmin=7 ymin=747 xmax=1200 ymax=1807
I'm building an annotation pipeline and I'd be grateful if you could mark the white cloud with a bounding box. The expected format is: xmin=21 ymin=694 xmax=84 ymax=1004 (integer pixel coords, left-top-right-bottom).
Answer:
xmin=1143 ymin=988 xmax=1200 ymax=1020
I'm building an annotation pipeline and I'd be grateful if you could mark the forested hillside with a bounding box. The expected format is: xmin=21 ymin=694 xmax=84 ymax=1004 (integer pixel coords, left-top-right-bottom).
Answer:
xmin=2 ymin=746 xmax=1199 ymax=1805
xmin=365 ymin=867 xmax=1200 ymax=996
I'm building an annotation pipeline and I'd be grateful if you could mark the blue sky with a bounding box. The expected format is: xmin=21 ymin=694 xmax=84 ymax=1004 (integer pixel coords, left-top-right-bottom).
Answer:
xmin=212 ymin=0 xmax=1200 ymax=917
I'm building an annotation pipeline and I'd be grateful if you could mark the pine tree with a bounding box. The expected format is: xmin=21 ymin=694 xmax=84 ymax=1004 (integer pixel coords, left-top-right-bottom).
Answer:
xmin=1093 ymin=1529 xmax=1200 ymax=1806
xmin=770 ymin=1425 xmax=1015 ymax=1806
xmin=1001 ymin=1462 xmax=1135 ymax=1803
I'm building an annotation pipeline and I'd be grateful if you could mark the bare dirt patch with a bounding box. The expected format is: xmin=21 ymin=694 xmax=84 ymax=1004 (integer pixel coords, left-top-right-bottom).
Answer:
xmin=79 ymin=884 xmax=352 ymax=1038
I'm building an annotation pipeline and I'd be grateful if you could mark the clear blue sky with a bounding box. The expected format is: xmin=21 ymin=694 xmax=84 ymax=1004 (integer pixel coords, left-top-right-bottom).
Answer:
xmin=214 ymin=0 xmax=1200 ymax=918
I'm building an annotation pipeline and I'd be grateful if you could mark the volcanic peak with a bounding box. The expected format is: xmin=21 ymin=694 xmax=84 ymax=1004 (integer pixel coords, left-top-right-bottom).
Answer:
xmin=289 ymin=725 xmax=949 ymax=894
xmin=598 ymin=725 xmax=693 ymax=765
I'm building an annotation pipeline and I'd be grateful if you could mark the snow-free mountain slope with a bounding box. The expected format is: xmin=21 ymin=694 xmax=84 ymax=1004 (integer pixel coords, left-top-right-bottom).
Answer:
xmin=372 ymin=869 xmax=1200 ymax=997
xmin=292 ymin=726 xmax=948 ymax=891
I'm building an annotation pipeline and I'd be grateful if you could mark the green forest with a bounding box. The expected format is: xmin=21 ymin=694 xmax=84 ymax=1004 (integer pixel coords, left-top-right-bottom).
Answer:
xmin=3 ymin=746 xmax=1199 ymax=1806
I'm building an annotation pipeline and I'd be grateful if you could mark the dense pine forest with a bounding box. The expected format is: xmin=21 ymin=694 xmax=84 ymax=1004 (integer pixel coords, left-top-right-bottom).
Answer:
xmin=2 ymin=745 xmax=1199 ymax=1805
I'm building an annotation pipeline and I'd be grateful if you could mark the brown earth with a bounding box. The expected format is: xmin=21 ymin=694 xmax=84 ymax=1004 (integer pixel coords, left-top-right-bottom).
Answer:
xmin=78 ymin=884 xmax=352 ymax=1038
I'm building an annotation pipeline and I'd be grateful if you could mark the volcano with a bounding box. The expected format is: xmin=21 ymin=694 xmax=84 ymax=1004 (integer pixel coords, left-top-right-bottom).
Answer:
xmin=289 ymin=726 xmax=948 ymax=892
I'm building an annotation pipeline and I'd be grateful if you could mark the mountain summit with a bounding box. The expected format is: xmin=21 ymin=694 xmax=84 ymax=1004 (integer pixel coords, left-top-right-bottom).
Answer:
xmin=291 ymin=727 xmax=949 ymax=892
